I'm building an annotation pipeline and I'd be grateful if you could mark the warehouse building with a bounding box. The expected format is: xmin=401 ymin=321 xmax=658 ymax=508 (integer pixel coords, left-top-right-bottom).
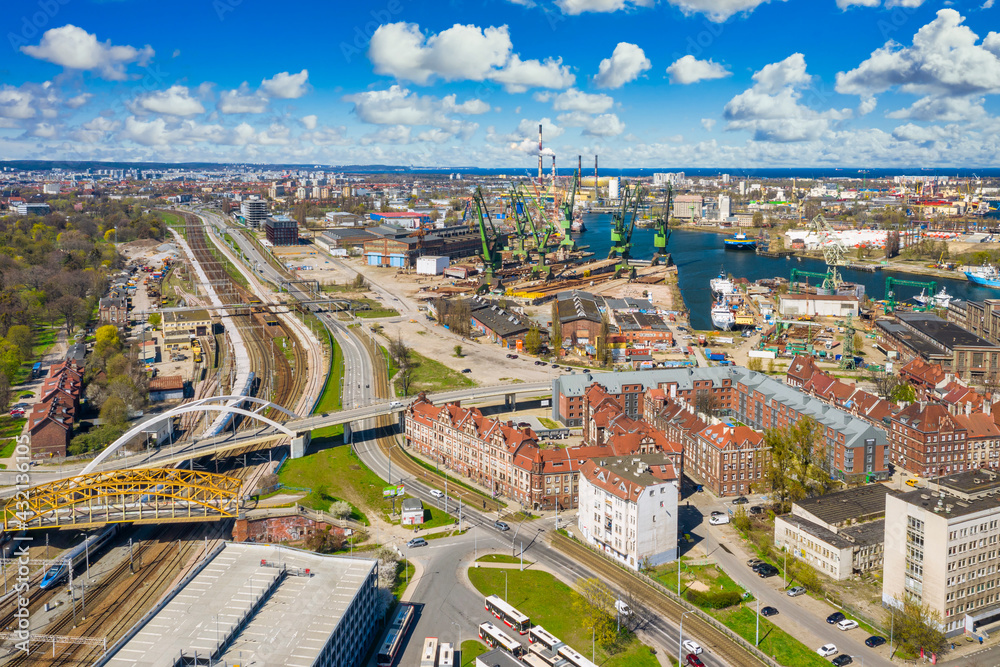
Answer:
xmin=103 ymin=543 xmax=380 ymax=667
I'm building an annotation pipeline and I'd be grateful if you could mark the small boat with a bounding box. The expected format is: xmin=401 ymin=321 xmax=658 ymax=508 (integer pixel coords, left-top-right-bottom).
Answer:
xmin=724 ymin=232 xmax=757 ymax=249
xmin=710 ymin=270 xmax=735 ymax=298
xmin=913 ymin=288 xmax=930 ymax=305
xmin=928 ymin=286 xmax=952 ymax=308
xmin=711 ymin=302 xmax=735 ymax=330
xmin=965 ymin=264 xmax=1000 ymax=289
xmin=571 ymin=216 xmax=586 ymax=232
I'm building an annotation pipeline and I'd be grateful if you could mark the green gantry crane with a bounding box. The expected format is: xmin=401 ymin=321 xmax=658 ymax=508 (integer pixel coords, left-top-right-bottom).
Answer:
xmin=885 ymin=276 xmax=936 ymax=313
xmin=558 ymin=170 xmax=580 ymax=244
xmin=506 ymin=186 xmax=532 ymax=262
xmin=790 ymin=267 xmax=842 ymax=292
xmin=608 ymin=182 xmax=643 ymax=276
xmin=652 ymin=184 xmax=672 ymax=265
xmin=472 ymin=186 xmax=504 ymax=281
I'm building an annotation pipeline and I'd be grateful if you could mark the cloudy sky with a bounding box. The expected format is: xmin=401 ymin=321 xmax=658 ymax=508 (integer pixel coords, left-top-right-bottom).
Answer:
xmin=2 ymin=0 xmax=999 ymax=167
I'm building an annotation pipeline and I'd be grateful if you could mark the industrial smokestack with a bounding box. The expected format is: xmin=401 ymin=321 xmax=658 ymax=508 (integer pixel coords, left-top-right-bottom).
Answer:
xmin=594 ymin=155 xmax=599 ymax=197
xmin=538 ymin=124 xmax=543 ymax=180
xmin=551 ymin=155 xmax=556 ymax=182
xmin=578 ymin=155 xmax=582 ymax=177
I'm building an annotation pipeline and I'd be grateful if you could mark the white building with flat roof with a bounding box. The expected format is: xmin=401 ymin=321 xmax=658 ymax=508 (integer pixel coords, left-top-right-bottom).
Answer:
xmin=103 ymin=542 xmax=380 ymax=667
xmin=240 ymin=198 xmax=268 ymax=228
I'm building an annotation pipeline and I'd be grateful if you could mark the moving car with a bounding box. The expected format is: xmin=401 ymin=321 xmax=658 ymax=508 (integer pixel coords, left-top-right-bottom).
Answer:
xmin=461 ymin=368 xmax=472 ymax=373
xmin=686 ymin=654 xmax=705 ymax=667
xmin=826 ymin=612 xmax=846 ymax=624
xmin=864 ymin=636 xmax=886 ymax=648
xmin=494 ymin=520 xmax=510 ymax=531
xmin=761 ymin=606 xmax=778 ymax=617
xmin=831 ymin=655 xmax=853 ymax=666
xmin=681 ymin=640 xmax=702 ymax=655
xmin=615 ymin=600 xmax=631 ymax=616
xmin=816 ymin=644 xmax=838 ymax=657
xmin=787 ymin=586 xmax=806 ymax=597
xmin=407 ymin=538 xmax=427 ymax=548
xmin=837 ymin=620 xmax=859 ymax=631
xmin=429 ymin=489 xmax=444 ymax=498
xmin=709 ymin=514 xmax=730 ymax=525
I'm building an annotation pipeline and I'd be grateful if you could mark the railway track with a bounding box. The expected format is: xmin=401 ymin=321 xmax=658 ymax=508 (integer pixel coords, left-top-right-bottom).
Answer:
xmin=551 ymin=532 xmax=772 ymax=667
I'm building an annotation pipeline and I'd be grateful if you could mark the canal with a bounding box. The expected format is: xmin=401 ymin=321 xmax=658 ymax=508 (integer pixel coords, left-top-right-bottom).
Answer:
xmin=577 ymin=212 xmax=1000 ymax=331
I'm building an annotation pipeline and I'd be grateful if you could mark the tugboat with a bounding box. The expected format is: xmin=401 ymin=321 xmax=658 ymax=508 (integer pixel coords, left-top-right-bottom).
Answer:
xmin=915 ymin=286 xmax=953 ymax=308
xmin=711 ymin=302 xmax=735 ymax=331
xmin=724 ymin=232 xmax=757 ymax=249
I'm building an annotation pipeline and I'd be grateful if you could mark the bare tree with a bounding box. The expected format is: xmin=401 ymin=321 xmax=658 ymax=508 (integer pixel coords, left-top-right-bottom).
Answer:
xmin=54 ymin=294 xmax=84 ymax=334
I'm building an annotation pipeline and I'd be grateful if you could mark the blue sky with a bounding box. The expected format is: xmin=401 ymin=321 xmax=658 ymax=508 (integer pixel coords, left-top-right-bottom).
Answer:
xmin=1 ymin=0 xmax=998 ymax=167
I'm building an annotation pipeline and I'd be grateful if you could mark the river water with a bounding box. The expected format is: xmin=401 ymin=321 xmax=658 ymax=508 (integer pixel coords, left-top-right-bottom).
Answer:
xmin=576 ymin=212 xmax=1000 ymax=331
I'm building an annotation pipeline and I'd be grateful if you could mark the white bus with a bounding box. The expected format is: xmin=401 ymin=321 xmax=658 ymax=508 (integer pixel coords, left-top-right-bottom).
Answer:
xmin=529 ymin=642 xmax=569 ymax=666
xmin=420 ymin=637 xmax=439 ymax=667
xmin=528 ymin=626 xmax=563 ymax=651
xmin=485 ymin=594 xmax=530 ymax=634
xmin=479 ymin=621 xmax=526 ymax=658
xmin=557 ymin=645 xmax=599 ymax=667
xmin=439 ymin=642 xmax=454 ymax=667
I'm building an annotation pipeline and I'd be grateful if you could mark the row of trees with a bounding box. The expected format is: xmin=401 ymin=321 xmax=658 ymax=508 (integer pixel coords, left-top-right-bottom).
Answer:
xmin=388 ymin=337 xmax=415 ymax=396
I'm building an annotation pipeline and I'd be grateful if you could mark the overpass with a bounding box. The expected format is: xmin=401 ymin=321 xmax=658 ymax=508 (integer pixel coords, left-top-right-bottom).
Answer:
xmin=2 ymin=469 xmax=242 ymax=530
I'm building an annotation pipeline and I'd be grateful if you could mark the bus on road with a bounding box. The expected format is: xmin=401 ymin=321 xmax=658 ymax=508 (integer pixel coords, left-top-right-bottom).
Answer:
xmin=376 ymin=603 xmax=414 ymax=666
xmin=485 ymin=594 xmax=530 ymax=634
xmin=479 ymin=622 xmax=526 ymax=658
xmin=420 ymin=637 xmax=439 ymax=667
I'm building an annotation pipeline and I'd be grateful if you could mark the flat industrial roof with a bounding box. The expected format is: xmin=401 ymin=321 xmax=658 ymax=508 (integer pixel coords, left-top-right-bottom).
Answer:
xmin=794 ymin=484 xmax=895 ymax=527
xmin=104 ymin=542 xmax=377 ymax=667
xmin=895 ymin=312 xmax=995 ymax=350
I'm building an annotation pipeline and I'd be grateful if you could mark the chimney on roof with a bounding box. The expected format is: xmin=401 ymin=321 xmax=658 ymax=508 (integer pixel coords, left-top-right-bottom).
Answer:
xmin=967 ymin=401 xmax=973 ymax=416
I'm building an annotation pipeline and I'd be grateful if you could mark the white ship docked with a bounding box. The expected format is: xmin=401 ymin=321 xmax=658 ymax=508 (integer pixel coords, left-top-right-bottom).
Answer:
xmin=710 ymin=271 xmax=735 ymax=298
xmin=711 ymin=302 xmax=735 ymax=330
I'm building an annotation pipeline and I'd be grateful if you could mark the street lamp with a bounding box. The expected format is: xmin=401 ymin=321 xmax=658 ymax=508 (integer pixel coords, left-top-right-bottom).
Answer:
xmin=679 ymin=610 xmax=694 ymax=663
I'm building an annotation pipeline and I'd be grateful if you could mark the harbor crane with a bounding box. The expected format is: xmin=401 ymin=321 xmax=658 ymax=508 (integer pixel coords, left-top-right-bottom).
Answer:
xmin=608 ymin=182 xmax=643 ymax=277
xmin=885 ymin=276 xmax=936 ymax=314
xmin=558 ymin=169 xmax=580 ymax=242
xmin=790 ymin=267 xmax=842 ymax=292
xmin=509 ymin=185 xmax=555 ymax=274
xmin=651 ymin=184 xmax=672 ymax=265
xmin=808 ymin=214 xmax=850 ymax=267
xmin=472 ymin=186 xmax=504 ymax=282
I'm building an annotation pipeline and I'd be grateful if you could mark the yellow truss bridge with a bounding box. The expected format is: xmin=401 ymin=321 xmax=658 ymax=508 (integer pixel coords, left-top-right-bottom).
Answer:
xmin=2 ymin=468 xmax=243 ymax=531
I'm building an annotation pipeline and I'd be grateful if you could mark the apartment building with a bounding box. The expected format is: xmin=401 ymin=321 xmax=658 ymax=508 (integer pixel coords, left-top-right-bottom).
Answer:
xmin=883 ymin=469 xmax=1000 ymax=636
xmin=578 ymin=453 xmax=679 ymax=570
xmin=775 ymin=485 xmax=897 ymax=581
xmin=689 ymin=424 xmax=767 ymax=497
xmin=889 ymin=402 xmax=969 ymax=477
xmin=555 ymin=367 xmax=888 ymax=483
xmin=240 ymin=198 xmax=268 ymax=228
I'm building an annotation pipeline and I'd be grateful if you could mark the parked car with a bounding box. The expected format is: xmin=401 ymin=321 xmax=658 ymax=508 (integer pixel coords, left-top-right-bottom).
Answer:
xmin=510 ymin=354 xmax=518 ymax=359
xmin=407 ymin=537 xmax=427 ymax=548
xmin=685 ymin=654 xmax=705 ymax=667
xmin=826 ymin=612 xmax=846 ymax=624
xmin=681 ymin=640 xmax=702 ymax=655
xmin=786 ymin=586 xmax=806 ymax=597
xmin=429 ymin=489 xmax=444 ymax=498
xmin=506 ymin=354 xmax=514 ymax=359
xmin=757 ymin=564 xmax=778 ymax=578
xmin=864 ymin=636 xmax=886 ymax=648
xmin=494 ymin=520 xmax=510 ymax=531
xmin=761 ymin=606 xmax=778 ymax=617
xmin=747 ymin=558 xmax=763 ymax=568
xmin=462 ymin=368 xmax=472 ymax=373
xmin=534 ymin=360 xmax=544 ymax=365
xmin=732 ymin=496 xmax=749 ymax=505
xmin=831 ymin=655 xmax=853 ymax=666
xmin=709 ymin=514 xmax=730 ymax=525
xmin=816 ymin=644 xmax=838 ymax=657
xmin=749 ymin=505 xmax=765 ymax=515
xmin=551 ymin=364 xmax=559 ymax=368
xmin=837 ymin=620 xmax=859 ymax=631
xmin=906 ymin=479 xmax=919 ymax=487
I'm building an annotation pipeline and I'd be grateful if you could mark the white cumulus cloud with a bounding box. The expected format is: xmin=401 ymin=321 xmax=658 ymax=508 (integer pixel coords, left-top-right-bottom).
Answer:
xmin=666 ymin=0 xmax=785 ymax=22
xmin=300 ymin=115 xmax=318 ymax=130
xmin=666 ymin=56 xmax=731 ymax=84
xmin=558 ymin=111 xmax=626 ymax=136
xmin=550 ymin=88 xmax=614 ymax=113
xmin=259 ymin=70 xmax=309 ymax=99
xmin=594 ymin=43 xmax=651 ymax=88
xmin=555 ymin=0 xmax=653 ymax=14
xmin=218 ymin=84 xmax=268 ymax=114
xmin=368 ymin=22 xmax=574 ymax=92
xmin=21 ymin=25 xmax=153 ymax=80
xmin=130 ymin=85 xmax=205 ymax=117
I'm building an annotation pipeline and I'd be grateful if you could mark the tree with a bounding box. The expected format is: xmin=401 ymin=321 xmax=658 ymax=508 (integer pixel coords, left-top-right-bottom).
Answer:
xmin=94 ymin=325 xmax=122 ymax=359
xmin=765 ymin=416 xmax=832 ymax=509
xmin=694 ymin=389 xmax=720 ymax=417
xmin=305 ymin=526 xmax=345 ymax=554
xmin=147 ymin=312 xmax=161 ymax=327
xmin=868 ymin=366 xmax=903 ymax=399
xmin=454 ymin=344 xmax=463 ymax=358
xmin=884 ymin=596 xmax=946 ymax=656
xmin=574 ymin=578 xmax=619 ymax=648
xmin=329 ymin=500 xmax=353 ymax=519
xmin=6 ymin=325 xmax=32 ymax=359
xmin=890 ymin=382 xmax=917 ymax=404
xmin=752 ymin=211 xmax=764 ymax=227
xmin=596 ymin=314 xmax=611 ymax=367
xmin=0 ymin=339 xmax=22 ymax=383
xmin=389 ymin=336 xmax=415 ymax=396
xmin=54 ymin=294 xmax=84 ymax=334
xmin=99 ymin=395 xmax=129 ymax=428
xmin=853 ymin=333 xmax=864 ymax=353
xmin=0 ymin=373 xmax=12 ymax=412
xmin=525 ymin=327 xmax=542 ymax=355
xmin=550 ymin=301 xmax=562 ymax=353
xmin=351 ymin=273 xmax=368 ymax=290
xmin=747 ymin=356 xmax=764 ymax=372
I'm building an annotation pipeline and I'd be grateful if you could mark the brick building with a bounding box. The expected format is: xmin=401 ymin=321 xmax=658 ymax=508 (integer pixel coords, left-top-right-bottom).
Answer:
xmin=889 ymin=402 xmax=969 ymax=477
xmin=690 ymin=424 xmax=767 ymax=497
xmin=27 ymin=362 xmax=84 ymax=458
xmin=99 ymin=295 xmax=128 ymax=324
xmin=264 ymin=215 xmax=298 ymax=245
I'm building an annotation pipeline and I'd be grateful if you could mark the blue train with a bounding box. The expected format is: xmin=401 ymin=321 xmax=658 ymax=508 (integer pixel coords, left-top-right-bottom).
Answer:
xmin=39 ymin=525 xmax=119 ymax=590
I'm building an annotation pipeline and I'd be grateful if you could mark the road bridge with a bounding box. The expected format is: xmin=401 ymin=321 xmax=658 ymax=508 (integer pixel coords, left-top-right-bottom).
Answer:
xmin=2 ymin=469 xmax=242 ymax=531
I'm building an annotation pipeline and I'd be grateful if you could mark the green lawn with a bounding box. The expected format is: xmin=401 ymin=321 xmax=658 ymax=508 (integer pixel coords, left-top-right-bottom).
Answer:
xmin=357 ymin=308 xmax=400 ymax=319
xmin=716 ymin=606 xmax=830 ymax=667
xmin=405 ymin=350 xmax=475 ymax=396
xmin=467 ymin=568 xmax=659 ymax=667
xmin=476 ymin=554 xmax=532 ymax=565
xmin=0 ymin=416 xmax=25 ymax=459
xmin=158 ymin=211 xmax=184 ymax=227
xmin=538 ymin=417 xmax=561 ymax=429
xmin=653 ymin=562 xmax=748 ymax=602
xmin=279 ymin=440 xmax=391 ymax=521
xmin=392 ymin=560 xmax=416 ymax=599
xmin=403 ymin=506 xmax=454 ymax=531
xmin=460 ymin=640 xmax=489 ymax=667
xmin=272 ymin=337 xmax=296 ymax=364
xmin=314 ymin=338 xmax=344 ymax=414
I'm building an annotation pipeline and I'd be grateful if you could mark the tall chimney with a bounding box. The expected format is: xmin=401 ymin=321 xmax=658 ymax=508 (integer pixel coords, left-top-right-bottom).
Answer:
xmin=551 ymin=155 xmax=556 ymax=182
xmin=594 ymin=155 xmax=599 ymax=198
xmin=538 ymin=124 xmax=543 ymax=180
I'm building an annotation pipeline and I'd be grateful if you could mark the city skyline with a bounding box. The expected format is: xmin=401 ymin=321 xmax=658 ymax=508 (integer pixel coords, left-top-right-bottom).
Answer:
xmin=3 ymin=0 xmax=999 ymax=167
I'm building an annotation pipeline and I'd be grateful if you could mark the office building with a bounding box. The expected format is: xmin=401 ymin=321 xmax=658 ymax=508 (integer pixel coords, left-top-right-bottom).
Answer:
xmin=264 ymin=215 xmax=299 ymax=246
xmin=240 ymin=198 xmax=268 ymax=228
